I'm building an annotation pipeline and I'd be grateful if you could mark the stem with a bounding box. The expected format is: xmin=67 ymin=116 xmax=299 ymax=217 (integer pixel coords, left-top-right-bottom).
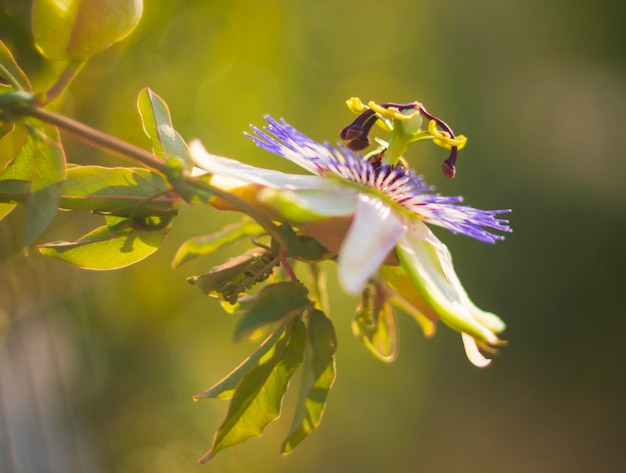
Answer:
xmin=279 ymin=249 xmax=298 ymax=282
xmin=7 ymin=102 xmax=288 ymax=248
xmin=38 ymin=61 xmax=85 ymax=106
xmin=192 ymin=183 xmax=288 ymax=248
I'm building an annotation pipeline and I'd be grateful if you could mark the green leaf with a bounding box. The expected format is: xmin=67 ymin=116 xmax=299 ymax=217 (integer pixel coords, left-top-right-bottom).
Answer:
xmin=0 ymin=203 xmax=16 ymax=222
xmin=193 ymin=322 xmax=289 ymax=401
xmin=234 ymin=282 xmax=310 ymax=341
xmin=282 ymin=309 xmax=336 ymax=453
xmin=0 ymin=166 xmax=175 ymax=217
xmin=60 ymin=165 xmax=174 ymax=216
xmin=352 ymin=282 xmax=398 ymax=362
xmin=38 ymin=217 xmax=169 ymax=269
xmin=172 ymin=218 xmax=263 ymax=268
xmin=0 ymin=179 xmax=29 ymax=202
xmin=137 ymin=88 xmax=192 ymax=170
xmin=0 ymin=40 xmax=32 ymax=91
xmin=199 ymin=317 xmax=306 ymax=463
xmin=0 ymin=124 xmax=66 ymax=246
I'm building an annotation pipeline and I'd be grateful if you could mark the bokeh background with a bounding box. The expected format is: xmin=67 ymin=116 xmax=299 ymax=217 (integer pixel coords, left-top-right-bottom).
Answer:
xmin=1 ymin=0 xmax=625 ymax=472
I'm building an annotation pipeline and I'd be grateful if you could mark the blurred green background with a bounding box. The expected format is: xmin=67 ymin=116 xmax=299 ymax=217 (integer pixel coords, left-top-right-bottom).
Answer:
xmin=1 ymin=0 xmax=625 ymax=472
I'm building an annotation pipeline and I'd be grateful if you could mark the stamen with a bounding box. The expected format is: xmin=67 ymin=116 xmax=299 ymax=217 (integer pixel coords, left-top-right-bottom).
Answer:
xmin=340 ymin=110 xmax=381 ymax=151
xmin=419 ymin=106 xmax=462 ymax=179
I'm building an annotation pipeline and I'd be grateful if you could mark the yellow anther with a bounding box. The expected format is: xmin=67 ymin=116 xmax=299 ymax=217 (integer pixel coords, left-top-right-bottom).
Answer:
xmin=368 ymin=101 xmax=420 ymax=121
xmin=428 ymin=119 xmax=467 ymax=150
xmin=346 ymin=97 xmax=367 ymax=114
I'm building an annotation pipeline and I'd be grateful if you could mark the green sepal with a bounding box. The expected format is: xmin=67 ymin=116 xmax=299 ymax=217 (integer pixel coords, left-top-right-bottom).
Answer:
xmin=396 ymin=223 xmax=505 ymax=344
xmin=282 ymin=309 xmax=336 ymax=453
xmin=199 ymin=317 xmax=306 ymax=463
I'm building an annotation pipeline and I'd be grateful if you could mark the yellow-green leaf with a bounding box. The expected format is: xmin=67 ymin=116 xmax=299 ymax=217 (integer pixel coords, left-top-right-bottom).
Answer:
xmin=0 ymin=40 xmax=32 ymax=91
xmin=234 ymin=282 xmax=310 ymax=341
xmin=282 ymin=309 xmax=336 ymax=453
xmin=0 ymin=203 xmax=16 ymax=222
xmin=199 ymin=317 xmax=305 ymax=463
xmin=0 ymin=166 xmax=175 ymax=217
xmin=0 ymin=124 xmax=66 ymax=246
xmin=60 ymin=165 xmax=173 ymax=216
xmin=137 ymin=88 xmax=192 ymax=170
xmin=193 ymin=322 xmax=289 ymax=401
xmin=38 ymin=218 xmax=169 ymax=269
xmin=172 ymin=218 xmax=263 ymax=268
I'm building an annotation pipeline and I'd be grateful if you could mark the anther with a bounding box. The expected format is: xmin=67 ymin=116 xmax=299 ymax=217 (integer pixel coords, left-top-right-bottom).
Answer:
xmin=341 ymin=109 xmax=381 ymax=151
xmin=340 ymin=109 xmax=375 ymax=140
xmin=442 ymin=148 xmax=458 ymax=179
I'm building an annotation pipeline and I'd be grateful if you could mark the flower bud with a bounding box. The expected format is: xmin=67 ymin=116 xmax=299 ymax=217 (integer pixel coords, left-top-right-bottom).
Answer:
xmin=32 ymin=0 xmax=143 ymax=61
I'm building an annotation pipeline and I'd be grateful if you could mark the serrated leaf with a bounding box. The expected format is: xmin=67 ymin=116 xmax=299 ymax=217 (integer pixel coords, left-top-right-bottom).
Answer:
xmin=193 ymin=322 xmax=289 ymax=401
xmin=137 ymin=88 xmax=192 ymax=170
xmin=60 ymin=165 xmax=173 ymax=215
xmin=352 ymin=282 xmax=398 ymax=362
xmin=0 ymin=124 xmax=66 ymax=246
xmin=282 ymin=309 xmax=336 ymax=453
xmin=38 ymin=219 xmax=169 ymax=269
xmin=234 ymin=282 xmax=310 ymax=341
xmin=172 ymin=218 xmax=263 ymax=268
xmin=0 ymin=40 xmax=32 ymax=91
xmin=199 ymin=317 xmax=306 ymax=463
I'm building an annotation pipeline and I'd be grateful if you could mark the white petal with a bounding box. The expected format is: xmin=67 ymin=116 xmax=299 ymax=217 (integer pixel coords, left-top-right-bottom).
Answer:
xmin=461 ymin=333 xmax=492 ymax=368
xmin=396 ymin=220 xmax=499 ymax=344
xmin=189 ymin=140 xmax=328 ymax=190
xmin=411 ymin=222 xmax=506 ymax=334
xmin=338 ymin=194 xmax=405 ymax=295
xmin=259 ymin=188 xmax=357 ymax=221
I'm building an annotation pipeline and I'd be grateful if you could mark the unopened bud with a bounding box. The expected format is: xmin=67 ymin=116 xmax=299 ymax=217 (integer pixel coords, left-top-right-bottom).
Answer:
xmin=32 ymin=0 xmax=143 ymax=61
